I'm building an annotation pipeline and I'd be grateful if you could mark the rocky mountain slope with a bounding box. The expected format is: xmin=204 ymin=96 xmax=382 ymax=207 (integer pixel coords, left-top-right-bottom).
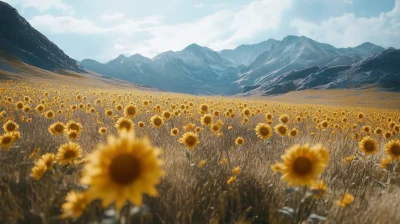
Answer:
xmin=0 ymin=1 xmax=85 ymax=73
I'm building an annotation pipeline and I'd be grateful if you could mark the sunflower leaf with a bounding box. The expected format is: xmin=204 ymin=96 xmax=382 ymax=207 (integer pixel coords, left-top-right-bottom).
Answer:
xmin=308 ymin=213 xmax=327 ymax=222
xmin=277 ymin=207 xmax=294 ymax=217
xmin=185 ymin=151 xmax=191 ymax=161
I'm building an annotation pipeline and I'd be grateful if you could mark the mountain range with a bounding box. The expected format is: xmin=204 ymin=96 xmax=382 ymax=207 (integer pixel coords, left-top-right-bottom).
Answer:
xmin=1 ymin=1 xmax=399 ymax=95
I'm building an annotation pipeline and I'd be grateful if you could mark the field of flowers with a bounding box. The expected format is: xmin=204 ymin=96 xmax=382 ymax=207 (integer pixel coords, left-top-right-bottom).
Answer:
xmin=0 ymin=80 xmax=399 ymax=224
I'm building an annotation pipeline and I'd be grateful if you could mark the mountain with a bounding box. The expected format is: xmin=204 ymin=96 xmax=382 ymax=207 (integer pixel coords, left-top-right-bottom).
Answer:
xmin=0 ymin=1 xmax=85 ymax=73
xmin=242 ymin=48 xmax=400 ymax=95
xmin=81 ymin=44 xmax=240 ymax=94
xmin=236 ymin=36 xmax=384 ymax=88
xmin=218 ymin=39 xmax=278 ymax=65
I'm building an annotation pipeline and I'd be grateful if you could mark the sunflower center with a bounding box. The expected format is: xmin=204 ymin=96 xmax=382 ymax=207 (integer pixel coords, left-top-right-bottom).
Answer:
xmin=127 ymin=107 xmax=136 ymax=115
xmin=154 ymin=118 xmax=162 ymax=126
xmin=364 ymin=141 xmax=375 ymax=152
xmin=109 ymin=155 xmax=141 ymax=185
xmin=279 ymin=126 xmax=287 ymax=134
xmin=64 ymin=150 xmax=77 ymax=159
xmin=55 ymin=124 xmax=64 ymax=132
xmin=204 ymin=117 xmax=211 ymax=124
xmin=293 ymin=157 xmax=312 ymax=175
xmin=260 ymin=127 xmax=269 ymax=136
xmin=2 ymin=136 xmax=12 ymax=144
xmin=391 ymin=145 xmax=400 ymax=156
xmin=120 ymin=121 xmax=132 ymax=130
xmin=186 ymin=136 xmax=196 ymax=146
xmin=6 ymin=123 xmax=16 ymax=131
xmin=69 ymin=124 xmax=79 ymax=131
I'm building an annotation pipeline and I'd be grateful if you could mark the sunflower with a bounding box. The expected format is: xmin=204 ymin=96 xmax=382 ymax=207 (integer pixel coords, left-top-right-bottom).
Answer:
xmin=219 ymin=158 xmax=228 ymax=165
xmin=56 ymin=142 xmax=83 ymax=164
xmin=170 ymin=128 xmax=179 ymax=136
xmin=0 ymin=133 xmax=16 ymax=150
xmin=138 ymin=121 xmax=145 ymax=128
xmin=358 ymin=136 xmax=379 ymax=156
xmin=31 ymin=159 xmax=47 ymax=180
xmin=344 ymin=155 xmax=356 ymax=164
xmin=201 ymin=114 xmax=213 ymax=126
xmin=374 ymin=127 xmax=383 ymax=135
xmin=279 ymin=114 xmax=289 ymax=124
xmin=40 ymin=153 xmax=56 ymax=169
xmin=265 ymin=113 xmax=273 ymax=121
xmin=235 ymin=137 xmax=244 ymax=146
xmin=255 ymin=123 xmax=272 ymax=140
xmin=98 ymin=127 xmax=107 ymax=135
xmin=227 ymin=176 xmax=236 ymax=184
xmin=211 ymin=123 xmax=221 ymax=134
xmin=199 ymin=104 xmax=209 ymax=113
xmin=384 ymin=140 xmax=400 ymax=160
xmin=15 ymin=101 xmax=24 ymax=110
xmin=3 ymin=120 xmax=19 ymax=132
xmin=384 ymin=131 xmax=392 ymax=139
xmin=336 ymin=193 xmax=354 ymax=208
xmin=124 ymin=104 xmax=138 ymax=119
xmin=66 ymin=121 xmax=83 ymax=133
xmin=48 ymin=122 xmax=65 ymax=136
xmin=162 ymin=111 xmax=172 ymax=120
xmin=195 ymin=127 xmax=202 ymax=133
xmin=232 ymin=166 xmax=241 ymax=175
xmin=280 ymin=144 xmax=328 ymax=186
xmin=66 ymin=130 xmax=79 ymax=141
xmin=179 ymin=132 xmax=200 ymax=150
xmin=379 ymin=156 xmax=392 ymax=169
xmin=197 ymin=160 xmax=206 ymax=168
xmin=183 ymin=122 xmax=195 ymax=131
xmin=61 ymin=191 xmax=89 ymax=219
xmin=274 ymin=124 xmax=288 ymax=136
xmin=310 ymin=180 xmax=328 ymax=199
xmin=36 ymin=104 xmax=45 ymax=112
xmin=312 ymin=144 xmax=329 ymax=164
xmin=150 ymin=115 xmax=164 ymax=128
xmin=361 ymin=125 xmax=371 ymax=134
xmin=289 ymin=128 xmax=299 ymax=138
xmin=22 ymin=106 xmax=30 ymax=113
xmin=115 ymin=117 xmax=134 ymax=133
xmin=105 ymin=109 xmax=113 ymax=117
xmin=45 ymin=110 xmax=55 ymax=119
xmin=80 ymin=131 xmax=164 ymax=209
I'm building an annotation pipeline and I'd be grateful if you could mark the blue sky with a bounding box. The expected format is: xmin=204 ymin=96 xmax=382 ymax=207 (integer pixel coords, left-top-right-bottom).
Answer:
xmin=3 ymin=0 xmax=400 ymax=62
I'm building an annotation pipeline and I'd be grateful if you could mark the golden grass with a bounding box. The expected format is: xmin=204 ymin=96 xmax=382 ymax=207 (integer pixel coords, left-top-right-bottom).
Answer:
xmin=0 ymin=79 xmax=399 ymax=224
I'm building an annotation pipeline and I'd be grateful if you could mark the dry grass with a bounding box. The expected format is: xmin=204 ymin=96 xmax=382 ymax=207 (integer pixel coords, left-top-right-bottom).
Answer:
xmin=0 ymin=79 xmax=399 ymax=224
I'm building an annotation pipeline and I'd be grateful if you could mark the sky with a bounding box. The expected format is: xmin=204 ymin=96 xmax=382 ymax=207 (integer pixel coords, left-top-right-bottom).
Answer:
xmin=3 ymin=0 xmax=400 ymax=62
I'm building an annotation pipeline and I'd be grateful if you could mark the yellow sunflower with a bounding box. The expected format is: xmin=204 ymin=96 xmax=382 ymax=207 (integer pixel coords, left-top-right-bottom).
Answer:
xmin=235 ymin=137 xmax=244 ymax=146
xmin=336 ymin=193 xmax=354 ymax=208
xmin=45 ymin=110 xmax=55 ymax=119
xmin=255 ymin=123 xmax=272 ymax=140
xmin=41 ymin=153 xmax=56 ymax=168
xmin=162 ymin=111 xmax=172 ymax=120
xmin=150 ymin=115 xmax=164 ymax=128
xmin=274 ymin=124 xmax=288 ymax=136
xmin=124 ymin=104 xmax=138 ymax=119
xmin=56 ymin=142 xmax=83 ymax=164
xmin=61 ymin=191 xmax=89 ymax=219
xmin=358 ymin=136 xmax=379 ymax=156
xmin=0 ymin=132 xmax=16 ymax=150
xmin=115 ymin=117 xmax=134 ymax=133
xmin=31 ymin=159 xmax=47 ymax=180
xmin=48 ymin=122 xmax=65 ymax=136
xmin=280 ymin=144 xmax=328 ymax=186
xmin=66 ymin=130 xmax=79 ymax=141
xmin=138 ymin=121 xmax=145 ymax=128
xmin=3 ymin=120 xmax=19 ymax=132
xmin=179 ymin=132 xmax=200 ymax=150
xmin=310 ymin=180 xmax=328 ymax=199
xmin=289 ymin=128 xmax=299 ymax=138
xmin=384 ymin=140 xmax=400 ymax=160
xmin=170 ymin=128 xmax=179 ymax=136
xmin=279 ymin=114 xmax=289 ymax=124
xmin=80 ymin=131 xmax=164 ymax=209
xmin=98 ymin=127 xmax=107 ymax=135
xmin=66 ymin=121 xmax=83 ymax=133
xmin=201 ymin=114 xmax=213 ymax=126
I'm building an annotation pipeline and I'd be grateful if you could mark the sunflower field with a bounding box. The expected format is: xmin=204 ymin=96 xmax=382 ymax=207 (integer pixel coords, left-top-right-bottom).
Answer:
xmin=1 ymin=80 xmax=400 ymax=224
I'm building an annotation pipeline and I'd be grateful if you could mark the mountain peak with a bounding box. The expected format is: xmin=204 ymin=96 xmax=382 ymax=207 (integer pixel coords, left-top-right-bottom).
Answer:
xmin=183 ymin=43 xmax=204 ymax=52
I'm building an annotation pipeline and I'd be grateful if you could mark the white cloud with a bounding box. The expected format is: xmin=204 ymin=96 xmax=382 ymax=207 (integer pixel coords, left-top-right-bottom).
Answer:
xmin=193 ymin=3 xmax=204 ymax=9
xmin=290 ymin=0 xmax=400 ymax=48
xmin=100 ymin=13 xmax=125 ymax=22
xmin=6 ymin=0 xmax=73 ymax=13
xmin=212 ymin=3 xmax=224 ymax=8
xmin=29 ymin=0 xmax=292 ymax=59
xmin=344 ymin=0 xmax=353 ymax=4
